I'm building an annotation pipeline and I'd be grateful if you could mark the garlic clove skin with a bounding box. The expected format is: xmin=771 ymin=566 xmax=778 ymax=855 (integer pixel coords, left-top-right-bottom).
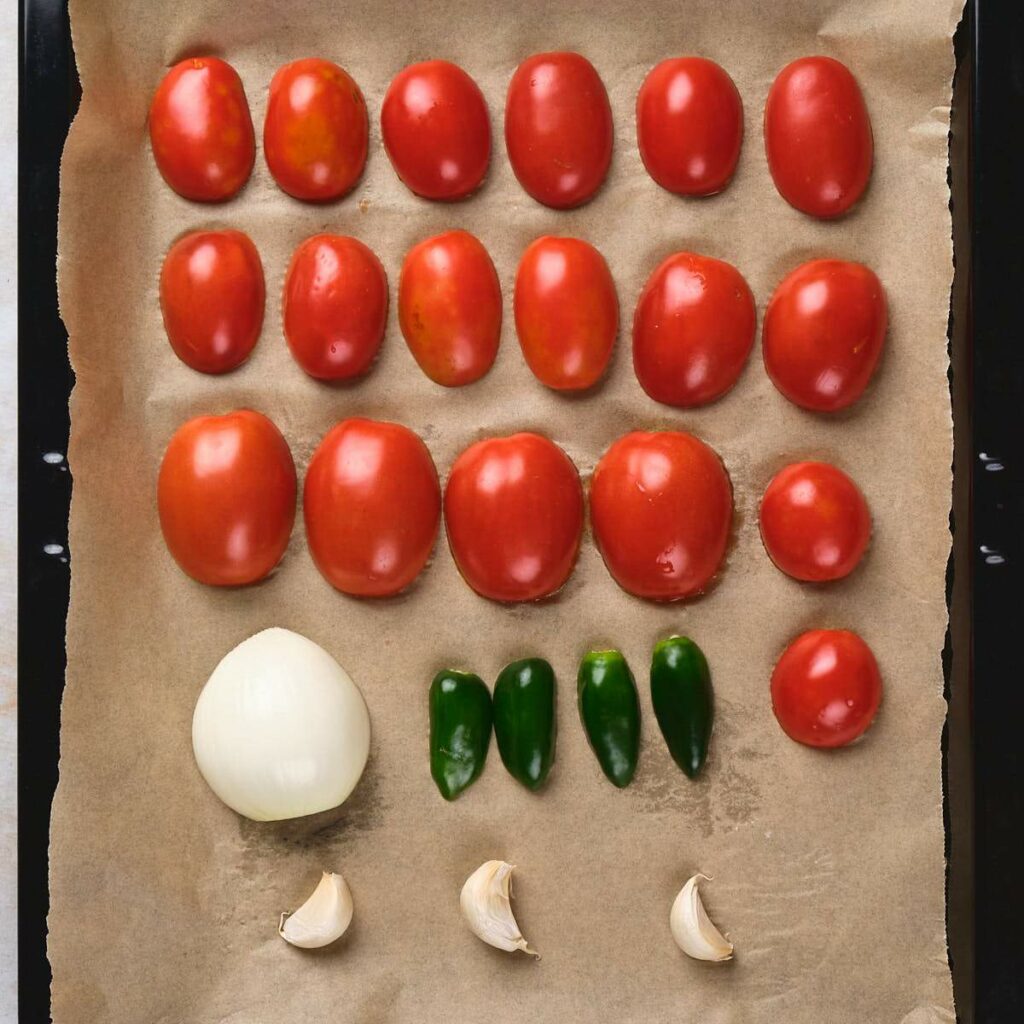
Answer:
xmin=279 ymin=871 xmax=354 ymax=949
xmin=460 ymin=860 xmax=538 ymax=958
xmin=670 ymin=873 xmax=734 ymax=962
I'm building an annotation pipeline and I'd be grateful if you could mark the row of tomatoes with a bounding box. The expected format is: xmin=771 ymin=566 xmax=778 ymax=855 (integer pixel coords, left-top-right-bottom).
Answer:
xmin=163 ymin=228 xmax=887 ymax=412
xmin=150 ymin=51 xmax=872 ymax=219
xmin=158 ymin=412 xmax=871 ymax=601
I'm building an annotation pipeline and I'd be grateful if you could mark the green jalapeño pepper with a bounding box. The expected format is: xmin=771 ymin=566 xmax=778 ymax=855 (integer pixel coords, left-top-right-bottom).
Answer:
xmin=650 ymin=636 xmax=713 ymax=779
xmin=493 ymin=657 xmax=556 ymax=791
xmin=577 ymin=650 xmax=640 ymax=788
xmin=429 ymin=669 xmax=493 ymax=800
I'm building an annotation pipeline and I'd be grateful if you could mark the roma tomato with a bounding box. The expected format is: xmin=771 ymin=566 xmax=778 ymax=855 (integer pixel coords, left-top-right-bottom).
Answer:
xmin=505 ymin=52 xmax=613 ymax=209
xmin=304 ymin=418 xmax=441 ymax=597
xmin=591 ymin=431 xmax=732 ymax=601
xmin=264 ymin=58 xmax=368 ymax=201
xmin=159 ymin=229 xmax=264 ymax=374
xmin=636 ymin=57 xmax=743 ymax=196
xmin=444 ymin=433 xmax=584 ymax=602
xmin=763 ymin=259 xmax=887 ymax=412
xmin=381 ymin=60 xmax=491 ymax=201
xmin=283 ymin=235 xmax=388 ymax=381
xmin=760 ymin=462 xmax=871 ymax=582
xmin=764 ymin=56 xmax=873 ymax=218
xmin=149 ymin=57 xmax=255 ymax=202
xmin=633 ymin=252 xmax=755 ymax=407
xmin=398 ymin=230 xmax=501 ymax=387
xmin=771 ymin=629 xmax=882 ymax=748
xmin=157 ymin=410 xmax=296 ymax=586
xmin=514 ymin=236 xmax=618 ymax=391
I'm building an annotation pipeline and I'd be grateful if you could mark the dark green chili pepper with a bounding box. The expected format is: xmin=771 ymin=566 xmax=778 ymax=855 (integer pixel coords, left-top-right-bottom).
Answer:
xmin=429 ymin=669 xmax=493 ymax=800
xmin=493 ymin=657 xmax=556 ymax=791
xmin=650 ymin=635 xmax=713 ymax=779
xmin=577 ymin=650 xmax=640 ymax=788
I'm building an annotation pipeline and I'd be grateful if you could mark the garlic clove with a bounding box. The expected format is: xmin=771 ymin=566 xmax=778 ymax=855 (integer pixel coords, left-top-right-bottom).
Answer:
xmin=669 ymin=873 xmax=734 ymax=962
xmin=460 ymin=860 xmax=539 ymax=958
xmin=279 ymin=871 xmax=354 ymax=949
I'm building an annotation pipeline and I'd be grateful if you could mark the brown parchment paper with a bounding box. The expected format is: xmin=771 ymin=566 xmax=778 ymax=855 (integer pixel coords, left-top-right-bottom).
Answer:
xmin=50 ymin=1 xmax=962 ymax=1021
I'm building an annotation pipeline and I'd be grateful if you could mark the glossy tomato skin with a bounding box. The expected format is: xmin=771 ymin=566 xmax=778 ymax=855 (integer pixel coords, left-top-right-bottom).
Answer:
xmin=149 ymin=57 xmax=255 ymax=202
xmin=763 ymin=259 xmax=887 ymax=412
xmin=157 ymin=410 xmax=296 ymax=586
xmin=159 ymin=230 xmax=265 ymax=374
xmin=771 ymin=629 xmax=882 ymax=748
xmin=591 ymin=431 xmax=732 ymax=601
xmin=760 ymin=462 xmax=870 ymax=582
xmin=633 ymin=252 xmax=756 ymax=407
xmin=636 ymin=57 xmax=743 ymax=196
xmin=264 ymin=58 xmax=368 ymax=201
xmin=444 ymin=433 xmax=584 ymax=602
xmin=304 ymin=418 xmax=441 ymax=597
xmin=381 ymin=60 xmax=491 ymax=201
xmin=505 ymin=52 xmax=613 ymax=209
xmin=514 ymin=236 xmax=618 ymax=391
xmin=764 ymin=56 xmax=873 ymax=219
xmin=283 ymin=235 xmax=388 ymax=381
xmin=398 ymin=230 xmax=501 ymax=387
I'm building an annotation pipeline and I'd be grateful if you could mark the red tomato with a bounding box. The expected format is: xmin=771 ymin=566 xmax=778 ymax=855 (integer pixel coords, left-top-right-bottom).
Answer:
xmin=381 ymin=60 xmax=491 ymax=201
xmin=157 ymin=411 xmax=296 ymax=586
xmin=771 ymin=629 xmax=882 ymax=748
xmin=263 ymin=58 xmax=368 ymax=201
xmin=505 ymin=52 xmax=613 ymax=209
xmin=149 ymin=57 xmax=255 ymax=202
xmin=304 ymin=418 xmax=441 ymax=597
xmin=444 ymin=433 xmax=584 ymax=602
xmin=763 ymin=259 xmax=887 ymax=412
xmin=514 ymin=236 xmax=618 ymax=391
xmin=636 ymin=57 xmax=743 ymax=196
xmin=159 ymin=230 xmax=264 ymax=374
xmin=398 ymin=230 xmax=501 ymax=387
xmin=282 ymin=235 xmax=388 ymax=381
xmin=591 ymin=431 xmax=732 ymax=601
xmin=632 ymin=252 xmax=755 ymax=407
xmin=760 ymin=462 xmax=870 ymax=581
xmin=764 ymin=56 xmax=873 ymax=219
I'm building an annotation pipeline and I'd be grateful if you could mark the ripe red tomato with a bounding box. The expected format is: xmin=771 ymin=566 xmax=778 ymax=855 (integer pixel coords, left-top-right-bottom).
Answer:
xmin=632 ymin=252 xmax=755 ymax=407
xmin=149 ymin=57 xmax=255 ymax=202
xmin=590 ymin=431 xmax=732 ymax=601
xmin=636 ymin=57 xmax=743 ymax=196
xmin=771 ymin=629 xmax=882 ymax=748
xmin=381 ymin=60 xmax=491 ymax=201
xmin=514 ymin=236 xmax=618 ymax=391
xmin=398 ymin=230 xmax=501 ymax=387
xmin=763 ymin=259 xmax=887 ymax=412
xmin=505 ymin=51 xmax=613 ymax=209
xmin=263 ymin=58 xmax=368 ymax=201
xmin=764 ymin=56 xmax=873 ymax=219
xmin=159 ymin=230 xmax=264 ymax=374
xmin=283 ymin=235 xmax=388 ymax=381
xmin=760 ymin=462 xmax=871 ymax=582
xmin=444 ymin=433 xmax=584 ymax=602
xmin=157 ymin=411 xmax=296 ymax=586
xmin=304 ymin=418 xmax=441 ymax=597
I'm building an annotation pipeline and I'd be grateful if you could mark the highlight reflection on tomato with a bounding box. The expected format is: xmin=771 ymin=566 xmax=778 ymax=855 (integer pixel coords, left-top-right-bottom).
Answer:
xmin=157 ymin=410 xmax=296 ymax=586
xmin=304 ymin=418 xmax=441 ymax=597
xmin=283 ymin=235 xmax=388 ymax=381
xmin=149 ymin=56 xmax=255 ymax=202
xmin=444 ymin=433 xmax=584 ymax=602
xmin=514 ymin=236 xmax=618 ymax=391
xmin=590 ymin=431 xmax=732 ymax=601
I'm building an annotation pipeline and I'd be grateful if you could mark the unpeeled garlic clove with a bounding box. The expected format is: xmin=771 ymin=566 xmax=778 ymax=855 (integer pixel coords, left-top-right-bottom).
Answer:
xmin=279 ymin=871 xmax=353 ymax=949
xmin=460 ymin=860 xmax=538 ymax=957
xmin=669 ymin=873 xmax=734 ymax=962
